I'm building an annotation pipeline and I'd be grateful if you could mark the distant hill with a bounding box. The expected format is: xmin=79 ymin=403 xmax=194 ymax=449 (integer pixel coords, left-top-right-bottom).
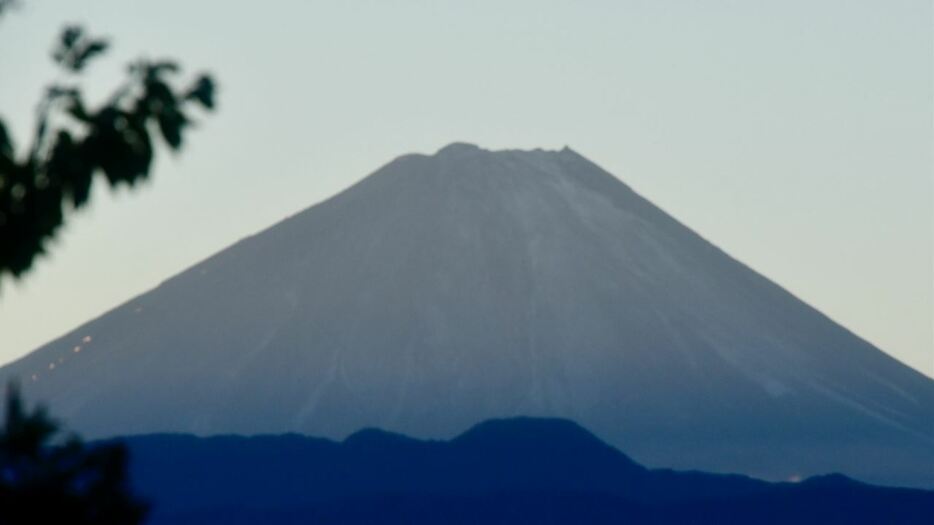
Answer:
xmin=121 ymin=417 xmax=934 ymax=524
xmin=6 ymin=143 xmax=933 ymax=487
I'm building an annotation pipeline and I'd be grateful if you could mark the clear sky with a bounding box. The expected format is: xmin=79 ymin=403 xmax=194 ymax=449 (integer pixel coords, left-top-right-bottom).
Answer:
xmin=0 ymin=0 xmax=931 ymax=377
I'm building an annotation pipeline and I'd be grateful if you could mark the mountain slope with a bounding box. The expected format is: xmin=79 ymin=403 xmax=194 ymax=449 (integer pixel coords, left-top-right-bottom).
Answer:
xmin=121 ymin=418 xmax=934 ymax=524
xmin=4 ymin=143 xmax=933 ymax=487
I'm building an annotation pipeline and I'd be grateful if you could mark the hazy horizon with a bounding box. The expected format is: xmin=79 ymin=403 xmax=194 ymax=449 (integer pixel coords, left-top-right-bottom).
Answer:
xmin=0 ymin=0 xmax=931 ymax=377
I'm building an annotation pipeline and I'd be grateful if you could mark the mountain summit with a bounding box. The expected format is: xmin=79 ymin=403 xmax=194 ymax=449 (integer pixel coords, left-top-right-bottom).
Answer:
xmin=4 ymin=144 xmax=933 ymax=487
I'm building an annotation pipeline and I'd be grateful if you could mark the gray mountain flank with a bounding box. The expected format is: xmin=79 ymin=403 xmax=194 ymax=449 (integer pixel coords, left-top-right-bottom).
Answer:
xmin=4 ymin=143 xmax=932 ymax=487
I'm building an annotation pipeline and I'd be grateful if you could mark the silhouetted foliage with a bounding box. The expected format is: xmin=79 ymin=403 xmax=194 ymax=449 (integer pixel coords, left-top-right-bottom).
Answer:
xmin=0 ymin=382 xmax=148 ymax=524
xmin=0 ymin=1 xmax=17 ymax=18
xmin=0 ymin=20 xmax=216 ymax=282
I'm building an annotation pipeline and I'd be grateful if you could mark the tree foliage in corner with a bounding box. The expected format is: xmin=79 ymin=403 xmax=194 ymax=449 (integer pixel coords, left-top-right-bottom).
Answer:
xmin=0 ymin=1 xmax=16 ymax=17
xmin=0 ymin=383 xmax=148 ymax=524
xmin=0 ymin=21 xmax=216 ymax=281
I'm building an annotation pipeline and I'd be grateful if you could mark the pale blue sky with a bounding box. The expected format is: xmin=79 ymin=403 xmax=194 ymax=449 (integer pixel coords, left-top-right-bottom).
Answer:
xmin=0 ymin=0 xmax=931 ymax=376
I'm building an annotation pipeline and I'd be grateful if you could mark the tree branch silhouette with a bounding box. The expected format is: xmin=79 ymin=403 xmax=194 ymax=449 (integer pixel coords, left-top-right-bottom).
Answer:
xmin=0 ymin=22 xmax=216 ymax=283
xmin=0 ymin=382 xmax=148 ymax=524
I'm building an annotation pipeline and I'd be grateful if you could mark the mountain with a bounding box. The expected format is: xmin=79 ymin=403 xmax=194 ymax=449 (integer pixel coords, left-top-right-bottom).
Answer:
xmin=3 ymin=143 xmax=933 ymax=487
xmin=121 ymin=418 xmax=934 ymax=524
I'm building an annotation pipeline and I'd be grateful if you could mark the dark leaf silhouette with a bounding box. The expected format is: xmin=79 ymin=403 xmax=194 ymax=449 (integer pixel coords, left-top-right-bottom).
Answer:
xmin=185 ymin=75 xmax=216 ymax=109
xmin=148 ymin=60 xmax=180 ymax=76
xmin=0 ymin=23 xmax=217 ymax=282
xmin=157 ymin=109 xmax=188 ymax=150
xmin=73 ymin=40 xmax=109 ymax=71
xmin=0 ymin=382 xmax=148 ymax=524
xmin=59 ymin=25 xmax=83 ymax=50
xmin=0 ymin=1 xmax=18 ymax=18
xmin=0 ymin=120 xmax=12 ymax=161
xmin=52 ymin=25 xmax=109 ymax=72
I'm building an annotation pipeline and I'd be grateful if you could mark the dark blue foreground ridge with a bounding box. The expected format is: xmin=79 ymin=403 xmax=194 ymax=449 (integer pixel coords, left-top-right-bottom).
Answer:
xmin=118 ymin=417 xmax=933 ymax=525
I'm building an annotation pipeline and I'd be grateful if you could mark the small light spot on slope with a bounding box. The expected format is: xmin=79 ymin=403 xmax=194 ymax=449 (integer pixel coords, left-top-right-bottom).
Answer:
xmin=48 ymin=363 xmax=55 ymax=370
xmin=73 ymin=346 xmax=81 ymax=353
xmin=31 ymin=374 xmax=38 ymax=382
xmin=82 ymin=335 xmax=92 ymax=343
xmin=788 ymin=475 xmax=802 ymax=483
